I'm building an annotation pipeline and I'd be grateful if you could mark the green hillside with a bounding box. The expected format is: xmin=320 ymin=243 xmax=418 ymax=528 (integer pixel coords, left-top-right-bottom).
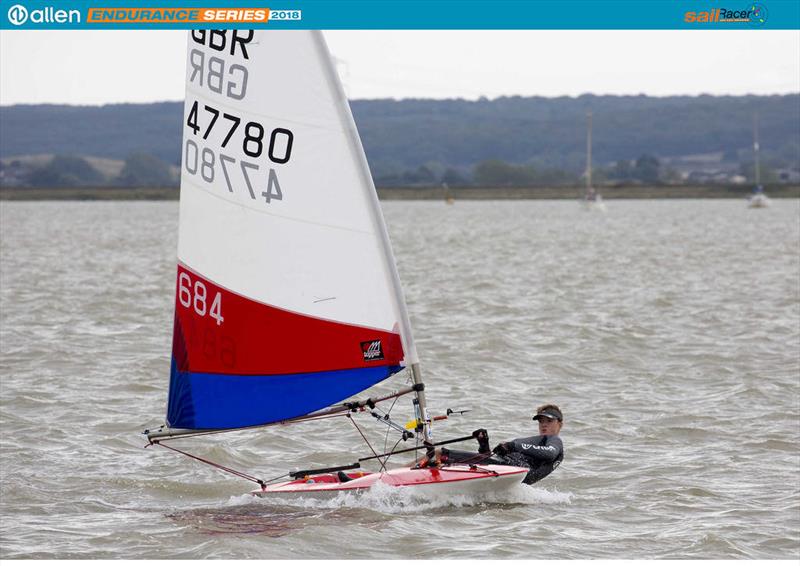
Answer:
xmin=1 ymin=94 xmax=798 ymax=187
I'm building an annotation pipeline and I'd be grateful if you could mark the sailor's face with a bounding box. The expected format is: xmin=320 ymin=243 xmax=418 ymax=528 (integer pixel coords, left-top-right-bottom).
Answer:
xmin=537 ymin=417 xmax=561 ymax=436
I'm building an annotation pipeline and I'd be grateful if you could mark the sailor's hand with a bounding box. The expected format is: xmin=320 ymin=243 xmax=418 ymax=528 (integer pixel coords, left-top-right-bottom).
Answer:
xmin=492 ymin=442 xmax=509 ymax=456
xmin=472 ymin=428 xmax=488 ymax=440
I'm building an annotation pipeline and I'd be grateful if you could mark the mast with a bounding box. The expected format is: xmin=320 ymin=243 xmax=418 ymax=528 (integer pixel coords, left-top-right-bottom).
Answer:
xmin=311 ymin=32 xmax=432 ymax=443
xmin=586 ymin=111 xmax=593 ymax=193
xmin=753 ymin=111 xmax=761 ymax=188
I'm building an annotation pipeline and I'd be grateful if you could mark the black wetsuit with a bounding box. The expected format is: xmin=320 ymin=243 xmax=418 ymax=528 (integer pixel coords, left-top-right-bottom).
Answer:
xmin=443 ymin=434 xmax=564 ymax=485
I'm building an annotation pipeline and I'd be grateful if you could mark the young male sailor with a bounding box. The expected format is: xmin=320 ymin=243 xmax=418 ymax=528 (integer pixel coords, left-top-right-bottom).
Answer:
xmin=422 ymin=404 xmax=565 ymax=485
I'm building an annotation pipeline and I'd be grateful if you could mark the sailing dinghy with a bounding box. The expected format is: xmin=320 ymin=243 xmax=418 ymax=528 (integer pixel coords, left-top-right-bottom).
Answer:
xmin=748 ymin=112 xmax=770 ymax=209
xmin=582 ymin=111 xmax=606 ymax=212
xmin=145 ymin=30 xmax=527 ymax=498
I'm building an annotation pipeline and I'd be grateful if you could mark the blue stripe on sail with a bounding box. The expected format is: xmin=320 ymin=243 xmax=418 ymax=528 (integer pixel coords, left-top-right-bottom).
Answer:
xmin=166 ymin=358 xmax=403 ymax=430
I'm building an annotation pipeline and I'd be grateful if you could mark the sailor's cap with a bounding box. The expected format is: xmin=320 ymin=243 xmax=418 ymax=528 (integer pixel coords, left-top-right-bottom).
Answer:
xmin=532 ymin=407 xmax=563 ymax=422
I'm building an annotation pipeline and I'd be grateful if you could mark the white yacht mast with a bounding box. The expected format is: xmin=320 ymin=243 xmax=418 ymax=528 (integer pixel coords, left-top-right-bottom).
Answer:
xmin=586 ymin=111 xmax=593 ymax=193
xmin=753 ymin=111 xmax=761 ymax=188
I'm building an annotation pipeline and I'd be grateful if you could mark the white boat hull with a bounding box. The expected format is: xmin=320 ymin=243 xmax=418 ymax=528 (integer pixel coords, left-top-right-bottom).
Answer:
xmin=252 ymin=464 xmax=528 ymax=498
xmin=748 ymin=194 xmax=770 ymax=208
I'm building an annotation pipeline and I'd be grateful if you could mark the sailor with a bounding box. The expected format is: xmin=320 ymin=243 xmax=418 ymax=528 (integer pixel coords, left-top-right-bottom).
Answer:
xmin=423 ymin=404 xmax=565 ymax=485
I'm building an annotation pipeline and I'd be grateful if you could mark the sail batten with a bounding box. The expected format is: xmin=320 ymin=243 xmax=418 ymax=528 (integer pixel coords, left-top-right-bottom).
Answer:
xmin=166 ymin=30 xmax=416 ymax=430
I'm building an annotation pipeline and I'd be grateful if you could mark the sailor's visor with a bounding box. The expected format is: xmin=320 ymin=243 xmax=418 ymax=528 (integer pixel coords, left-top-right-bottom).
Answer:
xmin=533 ymin=411 xmax=562 ymax=421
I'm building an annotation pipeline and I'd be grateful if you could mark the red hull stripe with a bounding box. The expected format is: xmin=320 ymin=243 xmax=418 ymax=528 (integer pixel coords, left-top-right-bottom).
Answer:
xmin=172 ymin=264 xmax=404 ymax=375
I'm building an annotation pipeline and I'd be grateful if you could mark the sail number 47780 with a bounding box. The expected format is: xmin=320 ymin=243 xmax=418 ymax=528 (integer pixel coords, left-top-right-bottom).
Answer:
xmin=184 ymin=99 xmax=292 ymax=205
xmin=178 ymin=272 xmax=224 ymax=325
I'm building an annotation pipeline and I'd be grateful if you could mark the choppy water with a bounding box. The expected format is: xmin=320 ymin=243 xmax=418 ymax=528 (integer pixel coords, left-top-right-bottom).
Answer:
xmin=1 ymin=199 xmax=798 ymax=559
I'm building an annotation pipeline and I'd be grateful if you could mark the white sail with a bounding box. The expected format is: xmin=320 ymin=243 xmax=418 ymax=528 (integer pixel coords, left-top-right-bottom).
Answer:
xmin=167 ymin=31 xmax=419 ymax=430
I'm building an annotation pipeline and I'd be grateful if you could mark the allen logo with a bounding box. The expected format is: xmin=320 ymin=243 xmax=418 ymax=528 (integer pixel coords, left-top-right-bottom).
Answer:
xmin=7 ymin=4 xmax=81 ymax=25
xmin=361 ymin=340 xmax=384 ymax=361
xmin=7 ymin=4 xmax=28 ymax=25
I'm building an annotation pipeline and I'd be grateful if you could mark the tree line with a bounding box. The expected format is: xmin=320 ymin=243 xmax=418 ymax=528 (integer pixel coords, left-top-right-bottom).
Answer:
xmin=1 ymin=94 xmax=797 ymax=187
xmin=1 ymin=153 xmax=177 ymax=188
xmin=6 ymin=150 xmax=785 ymax=189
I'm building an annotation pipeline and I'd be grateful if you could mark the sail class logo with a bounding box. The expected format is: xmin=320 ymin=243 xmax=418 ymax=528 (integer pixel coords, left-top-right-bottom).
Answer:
xmin=6 ymin=4 xmax=81 ymax=25
xmin=684 ymin=3 xmax=769 ymax=26
xmin=361 ymin=340 xmax=384 ymax=362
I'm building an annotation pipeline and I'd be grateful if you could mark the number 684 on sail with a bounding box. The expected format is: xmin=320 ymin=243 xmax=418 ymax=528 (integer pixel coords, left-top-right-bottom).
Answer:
xmin=177 ymin=271 xmax=224 ymax=325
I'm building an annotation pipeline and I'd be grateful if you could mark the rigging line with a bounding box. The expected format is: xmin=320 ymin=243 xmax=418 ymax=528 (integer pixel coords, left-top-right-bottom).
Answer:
xmin=381 ymin=437 xmax=404 ymax=469
xmin=382 ymin=390 xmax=403 ymax=453
xmin=384 ymin=369 xmax=412 ymax=455
xmin=411 ymin=436 xmax=424 ymax=467
xmin=358 ymin=434 xmax=475 ymax=463
xmin=346 ymin=414 xmax=385 ymax=472
xmin=152 ymin=441 xmax=267 ymax=489
xmin=261 ymin=472 xmax=291 ymax=485
xmin=382 ymin=411 xmax=392 ymax=455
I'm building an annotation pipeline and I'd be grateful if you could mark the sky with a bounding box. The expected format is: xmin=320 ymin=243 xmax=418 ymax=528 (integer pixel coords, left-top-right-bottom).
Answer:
xmin=0 ymin=30 xmax=798 ymax=105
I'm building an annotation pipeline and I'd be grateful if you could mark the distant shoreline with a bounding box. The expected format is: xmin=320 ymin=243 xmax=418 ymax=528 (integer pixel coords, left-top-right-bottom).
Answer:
xmin=1 ymin=185 xmax=799 ymax=201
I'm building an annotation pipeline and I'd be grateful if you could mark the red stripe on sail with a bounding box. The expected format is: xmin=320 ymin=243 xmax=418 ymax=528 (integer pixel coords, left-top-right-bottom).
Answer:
xmin=171 ymin=265 xmax=404 ymax=375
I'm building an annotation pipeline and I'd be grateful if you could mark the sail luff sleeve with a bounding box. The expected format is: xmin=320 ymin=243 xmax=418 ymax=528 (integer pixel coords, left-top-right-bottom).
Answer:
xmin=310 ymin=31 xmax=420 ymax=368
xmin=310 ymin=32 xmax=431 ymax=443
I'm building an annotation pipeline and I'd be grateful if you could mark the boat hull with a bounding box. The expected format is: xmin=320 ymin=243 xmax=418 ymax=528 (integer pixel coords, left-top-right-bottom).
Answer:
xmin=582 ymin=198 xmax=606 ymax=212
xmin=252 ymin=464 xmax=527 ymax=498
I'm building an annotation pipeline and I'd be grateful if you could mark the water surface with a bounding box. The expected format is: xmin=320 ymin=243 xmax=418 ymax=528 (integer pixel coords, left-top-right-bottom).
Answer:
xmin=1 ymin=199 xmax=798 ymax=558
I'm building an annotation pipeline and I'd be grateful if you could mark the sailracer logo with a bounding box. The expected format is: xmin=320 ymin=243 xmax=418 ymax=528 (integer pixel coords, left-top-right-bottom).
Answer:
xmin=361 ymin=340 xmax=384 ymax=361
xmin=684 ymin=3 xmax=769 ymax=26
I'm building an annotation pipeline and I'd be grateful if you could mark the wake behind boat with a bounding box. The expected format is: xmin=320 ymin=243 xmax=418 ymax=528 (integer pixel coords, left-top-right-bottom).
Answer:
xmin=144 ymin=30 xmax=527 ymax=499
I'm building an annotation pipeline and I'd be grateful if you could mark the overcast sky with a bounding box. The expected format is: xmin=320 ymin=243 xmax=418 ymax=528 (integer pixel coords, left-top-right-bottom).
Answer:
xmin=1 ymin=30 xmax=798 ymax=105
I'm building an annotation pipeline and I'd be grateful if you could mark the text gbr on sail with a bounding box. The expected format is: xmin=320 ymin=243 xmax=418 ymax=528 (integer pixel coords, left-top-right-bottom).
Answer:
xmin=188 ymin=30 xmax=253 ymax=100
